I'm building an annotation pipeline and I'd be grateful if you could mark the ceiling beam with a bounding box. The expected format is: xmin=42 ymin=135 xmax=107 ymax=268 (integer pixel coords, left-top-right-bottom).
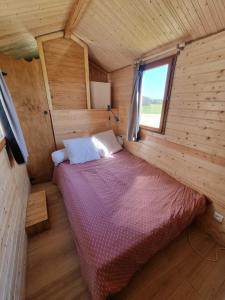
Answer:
xmin=64 ymin=0 xmax=91 ymax=39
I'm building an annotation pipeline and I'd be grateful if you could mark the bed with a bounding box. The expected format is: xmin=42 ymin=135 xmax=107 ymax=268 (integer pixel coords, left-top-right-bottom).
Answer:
xmin=54 ymin=150 xmax=206 ymax=300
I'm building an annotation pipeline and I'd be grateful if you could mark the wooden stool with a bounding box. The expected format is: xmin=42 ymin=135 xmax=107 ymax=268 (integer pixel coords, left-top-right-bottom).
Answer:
xmin=26 ymin=190 xmax=49 ymax=237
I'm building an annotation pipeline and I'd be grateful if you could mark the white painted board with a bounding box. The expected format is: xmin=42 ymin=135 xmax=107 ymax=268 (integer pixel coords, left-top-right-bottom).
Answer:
xmin=90 ymin=81 xmax=111 ymax=109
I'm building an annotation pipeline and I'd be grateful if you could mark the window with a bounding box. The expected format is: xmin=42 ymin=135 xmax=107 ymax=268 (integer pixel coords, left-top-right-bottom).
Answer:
xmin=140 ymin=56 xmax=176 ymax=133
xmin=0 ymin=75 xmax=28 ymax=163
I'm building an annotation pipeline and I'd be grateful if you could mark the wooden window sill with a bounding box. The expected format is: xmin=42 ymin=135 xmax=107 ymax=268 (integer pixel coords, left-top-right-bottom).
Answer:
xmin=140 ymin=125 xmax=165 ymax=134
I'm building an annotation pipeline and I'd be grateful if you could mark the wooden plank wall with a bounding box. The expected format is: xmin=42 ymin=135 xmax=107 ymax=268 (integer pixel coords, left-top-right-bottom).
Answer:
xmin=109 ymin=31 xmax=225 ymax=245
xmin=0 ymin=146 xmax=30 ymax=299
xmin=0 ymin=53 xmax=55 ymax=183
xmin=0 ymin=41 xmax=112 ymax=182
xmin=43 ymin=37 xmax=87 ymax=109
xmin=51 ymin=109 xmax=118 ymax=149
xmin=89 ymin=60 xmax=108 ymax=82
xmin=110 ymin=65 xmax=134 ymax=134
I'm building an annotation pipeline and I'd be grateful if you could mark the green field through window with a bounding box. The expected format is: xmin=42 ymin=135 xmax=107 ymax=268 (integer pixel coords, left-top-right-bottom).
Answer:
xmin=141 ymin=103 xmax=162 ymax=114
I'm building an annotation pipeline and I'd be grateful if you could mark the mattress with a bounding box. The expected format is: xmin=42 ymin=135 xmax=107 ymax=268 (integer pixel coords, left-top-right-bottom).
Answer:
xmin=54 ymin=150 xmax=206 ymax=300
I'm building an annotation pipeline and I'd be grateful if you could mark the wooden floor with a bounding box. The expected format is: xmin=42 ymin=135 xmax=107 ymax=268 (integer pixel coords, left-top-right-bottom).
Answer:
xmin=26 ymin=182 xmax=225 ymax=300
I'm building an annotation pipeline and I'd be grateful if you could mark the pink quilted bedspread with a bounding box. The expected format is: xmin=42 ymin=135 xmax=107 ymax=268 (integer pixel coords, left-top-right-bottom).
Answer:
xmin=54 ymin=150 xmax=206 ymax=300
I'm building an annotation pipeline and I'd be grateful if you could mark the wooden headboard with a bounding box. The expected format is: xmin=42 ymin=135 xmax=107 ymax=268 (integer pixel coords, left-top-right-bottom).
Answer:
xmin=51 ymin=109 xmax=119 ymax=149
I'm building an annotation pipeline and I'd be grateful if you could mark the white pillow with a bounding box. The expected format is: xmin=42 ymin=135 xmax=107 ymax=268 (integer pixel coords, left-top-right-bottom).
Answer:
xmin=93 ymin=130 xmax=122 ymax=157
xmin=51 ymin=148 xmax=68 ymax=166
xmin=63 ymin=137 xmax=100 ymax=164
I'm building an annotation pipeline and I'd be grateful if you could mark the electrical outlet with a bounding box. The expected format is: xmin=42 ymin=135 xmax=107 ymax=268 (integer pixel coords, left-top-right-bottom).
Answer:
xmin=213 ymin=211 xmax=224 ymax=223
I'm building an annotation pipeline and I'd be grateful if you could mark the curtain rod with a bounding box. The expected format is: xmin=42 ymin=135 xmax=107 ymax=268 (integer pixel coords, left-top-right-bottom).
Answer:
xmin=135 ymin=42 xmax=185 ymax=65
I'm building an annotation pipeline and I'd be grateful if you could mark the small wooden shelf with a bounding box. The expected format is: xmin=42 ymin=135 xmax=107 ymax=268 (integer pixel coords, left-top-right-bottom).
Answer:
xmin=26 ymin=190 xmax=49 ymax=237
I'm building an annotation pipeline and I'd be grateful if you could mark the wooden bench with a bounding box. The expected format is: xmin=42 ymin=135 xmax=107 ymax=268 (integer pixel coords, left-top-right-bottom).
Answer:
xmin=26 ymin=190 xmax=49 ymax=237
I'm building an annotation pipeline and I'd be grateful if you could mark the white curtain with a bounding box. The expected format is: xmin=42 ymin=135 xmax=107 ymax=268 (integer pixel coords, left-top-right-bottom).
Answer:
xmin=0 ymin=70 xmax=28 ymax=164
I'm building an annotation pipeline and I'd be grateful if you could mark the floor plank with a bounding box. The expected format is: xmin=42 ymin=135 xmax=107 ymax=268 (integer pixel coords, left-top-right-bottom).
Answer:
xmin=26 ymin=182 xmax=225 ymax=300
xmin=26 ymin=182 xmax=90 ymax=300
xmin=168 ymin=280 xmax=203 ymax=300
xmin=214 ymin=279 xmax=225 ymax=300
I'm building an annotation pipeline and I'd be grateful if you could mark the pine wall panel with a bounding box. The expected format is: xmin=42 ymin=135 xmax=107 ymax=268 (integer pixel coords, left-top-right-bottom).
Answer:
xmin=89 ymin=60 xmax=108 ymax=82
xmin=43 ymin=37 xmax=87 ymax=110
xmin=0 ymin=145 xmax=30 ymax=299
xmin=109 ymin=31 xmax=225 ymax=245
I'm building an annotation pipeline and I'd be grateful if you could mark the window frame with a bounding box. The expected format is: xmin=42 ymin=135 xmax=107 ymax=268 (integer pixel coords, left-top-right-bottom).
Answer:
xmin=139 ymin=55 xmax=177 ymax=134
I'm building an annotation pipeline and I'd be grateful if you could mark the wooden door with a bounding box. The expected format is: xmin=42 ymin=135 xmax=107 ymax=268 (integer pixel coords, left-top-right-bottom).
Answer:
xmin=0 ymin=54 xmax=55 ymax=183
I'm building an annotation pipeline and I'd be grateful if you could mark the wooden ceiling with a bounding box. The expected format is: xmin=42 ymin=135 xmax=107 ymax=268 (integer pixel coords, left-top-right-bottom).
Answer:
xmin=0 ymin=0 xmax=75 ymax=59
xmin=1 ymin=0 xmax=225 ymax=70
xmin=74 ymin=0 xmax=225 ymax=71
